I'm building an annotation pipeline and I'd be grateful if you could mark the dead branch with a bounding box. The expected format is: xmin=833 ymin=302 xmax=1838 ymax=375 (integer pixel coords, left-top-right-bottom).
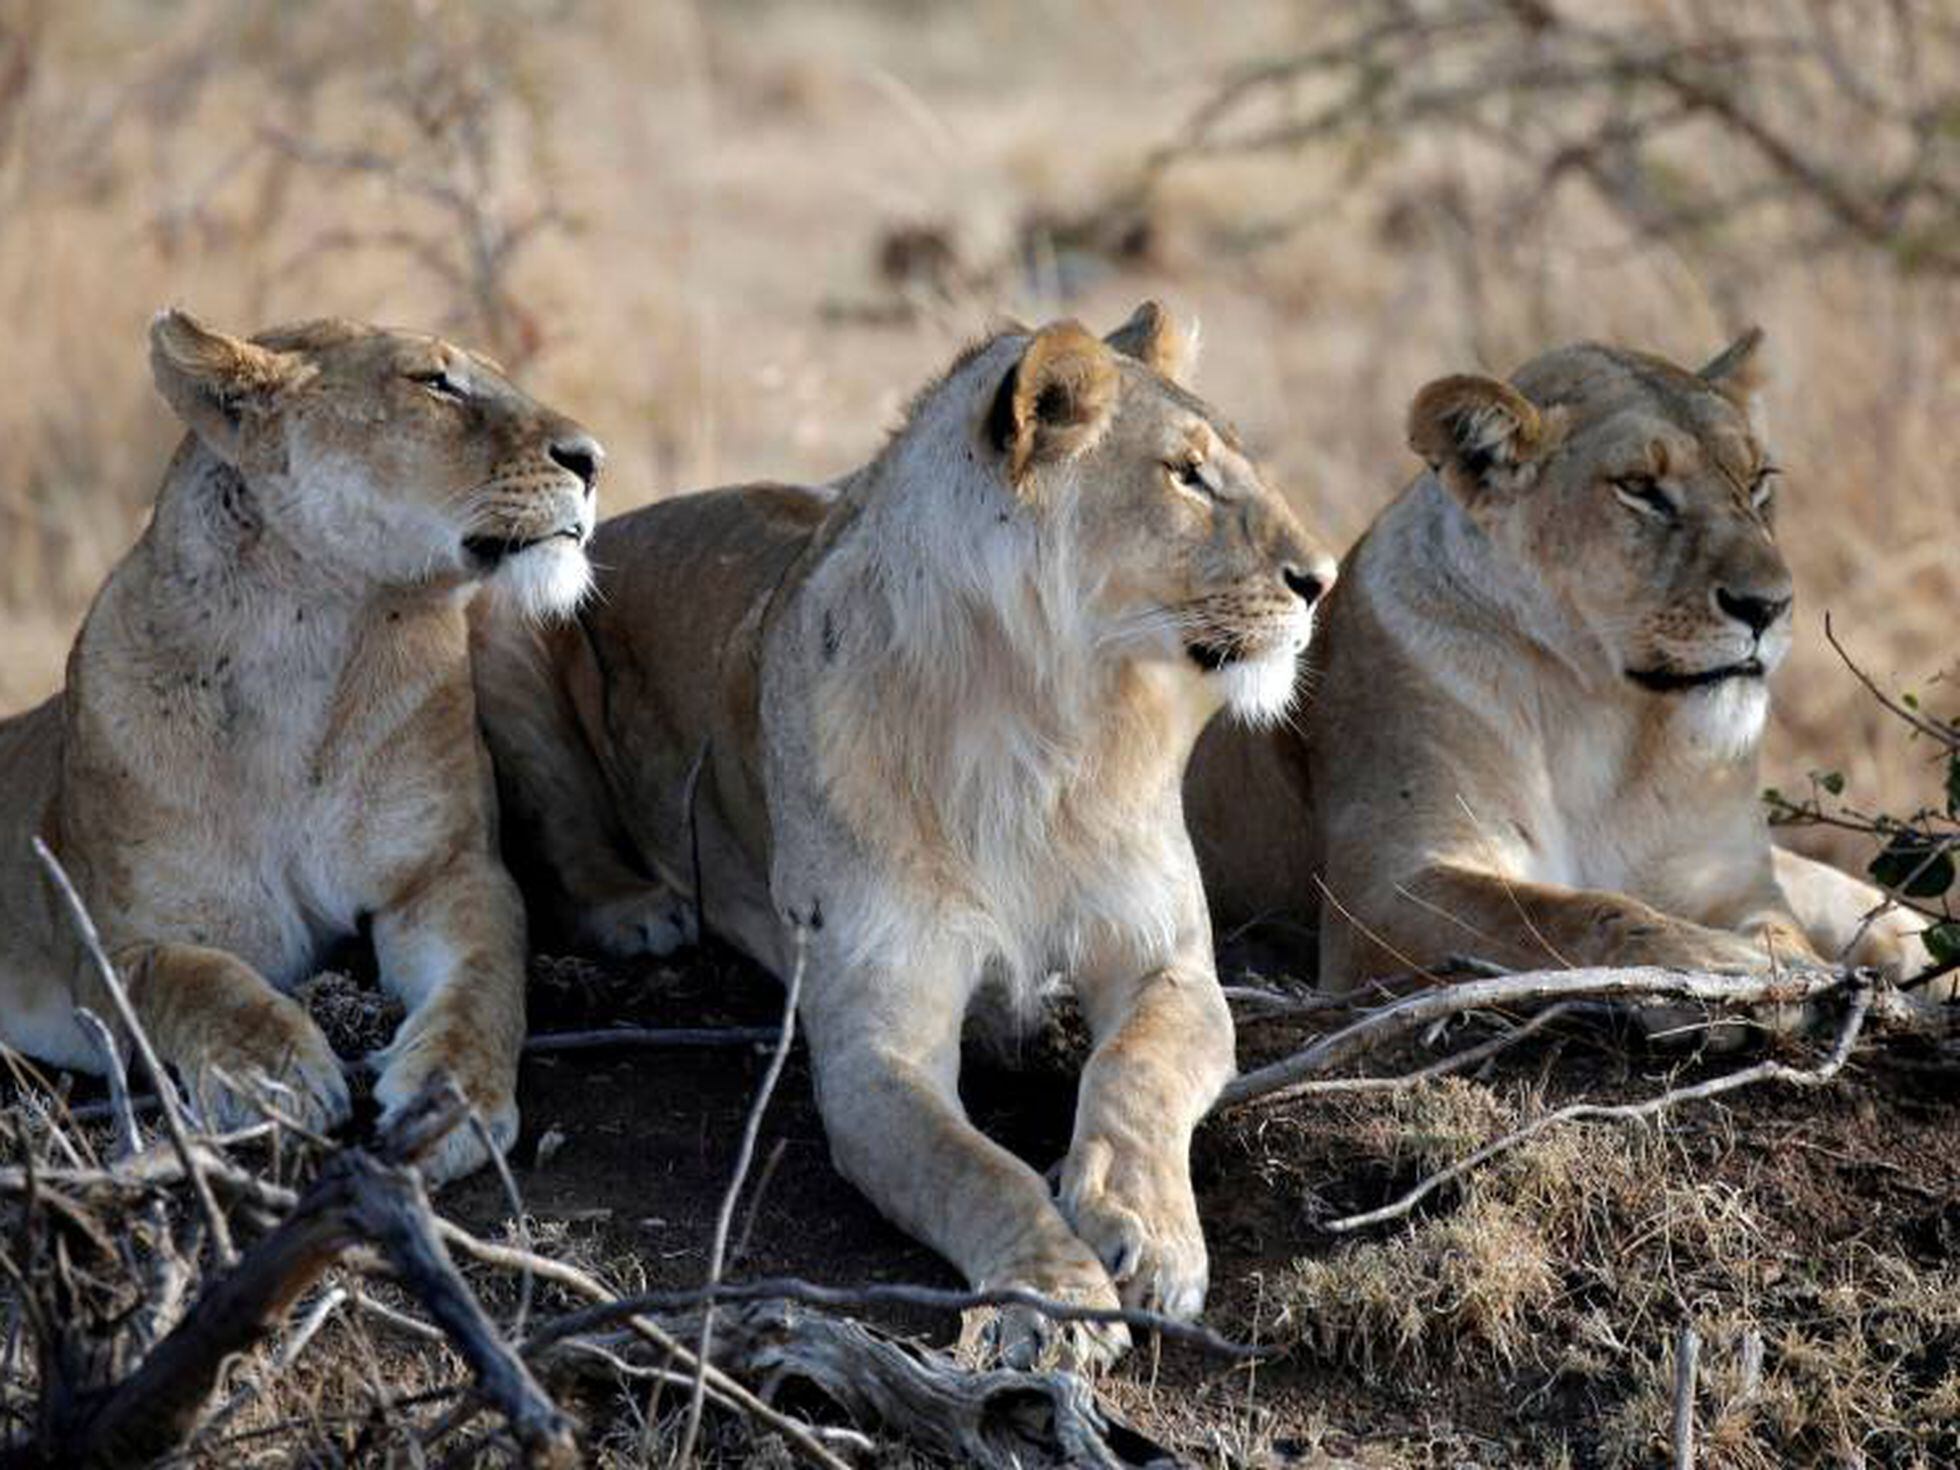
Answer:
xmin=523 ymin=1277 xmax=1265 ymax=1362
xmin=34 ymin=1083 xmax=574 ymax=1470
xmin=646 ymin=1300 xmax=1180 ymax=1470
xmin=1234 ymin=1000 xmax=1585 ymax=1108
xmin=59 ymin=1023 xmax=784 ymax=1128
xmin=1220 ymin=964 xmax=1876 ymax=1109
xmin=1324 ymin=978 xmax=1873 ymax=1234
xmin=522 ymin=1025 xmax=781 ymax=1054
xmin=435 ymin=1225 xmax=852 ymax=1470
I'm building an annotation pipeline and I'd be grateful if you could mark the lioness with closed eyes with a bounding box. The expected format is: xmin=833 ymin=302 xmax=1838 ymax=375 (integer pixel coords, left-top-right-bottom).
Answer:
xmin=1189 ymin=331 xmax=1932 ymax=995
xmin=0 ymin=311 xmax=602 ymax=1182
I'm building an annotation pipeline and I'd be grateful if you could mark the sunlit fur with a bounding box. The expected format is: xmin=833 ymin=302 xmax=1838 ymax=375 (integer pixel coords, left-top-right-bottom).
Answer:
xmin=0 ymin=311 xmax=603 ymax=1185
xmin=477 ymin=303 xmax=1336 ymax=1367
xmin=1189 ymin=332 xmax=1934 ymax=993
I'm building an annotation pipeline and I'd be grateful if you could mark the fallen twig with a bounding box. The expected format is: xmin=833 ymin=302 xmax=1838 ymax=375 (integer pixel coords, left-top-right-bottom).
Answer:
xmin=1323 ymin=979 xmax=1873 ymax=1234
xmin=1231 ymin=1001 xmax=1584 ymax=1109
xmin=678 ymin=923 xmax=808 ymax=1463
xmin=33 ymin=837 xmax=237 ymax=1265
xmin=522 ymin=1025 xmax=781 ymax=1054
xmin=1221 ymin=964 xmax=1859 ymax=1109
xmin=57 ymin=1023 xmax=785 ymax=1127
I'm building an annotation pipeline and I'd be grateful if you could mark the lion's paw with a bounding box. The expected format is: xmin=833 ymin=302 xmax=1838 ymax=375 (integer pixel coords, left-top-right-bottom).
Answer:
xmin=178 ymin=1001 xmax=351 ymax=1135
xmin=958 ymin=1248 xmax=1128 ymax=1374
xmin=1844 ymin=908 xmax=1945 ymax=993
xmin=372 ymin=1044 xmax=517 ymax=1186
xmin=576 ymin=885 xmax=697 ymax=959
xmin=1058 ymin=1135 xmax=1209 ymax=1320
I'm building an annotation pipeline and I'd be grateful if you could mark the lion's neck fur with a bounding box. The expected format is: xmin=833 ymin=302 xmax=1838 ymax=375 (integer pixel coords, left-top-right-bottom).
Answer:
xmin=76 ymin=437 xmax=470 ymax=778
xmin=799 ymin=346 xmax=1198 ymax=992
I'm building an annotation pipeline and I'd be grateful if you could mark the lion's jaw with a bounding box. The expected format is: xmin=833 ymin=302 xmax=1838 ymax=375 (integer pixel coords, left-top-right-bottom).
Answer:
xmin=1209 ymin=619 xmax=1313 ymax=727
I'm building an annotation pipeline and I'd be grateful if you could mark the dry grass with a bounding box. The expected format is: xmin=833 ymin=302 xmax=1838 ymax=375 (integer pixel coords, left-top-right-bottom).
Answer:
xmin=1248 ymin=1072 xmax=1960 ymax=1468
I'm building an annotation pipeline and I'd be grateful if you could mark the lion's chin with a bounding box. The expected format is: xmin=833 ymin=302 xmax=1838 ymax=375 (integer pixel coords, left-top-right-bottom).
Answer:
xmin=485 ymin=539 xmax=592 ymax=621
xmin=1215 ymin=645 xmax=1303 ymax=729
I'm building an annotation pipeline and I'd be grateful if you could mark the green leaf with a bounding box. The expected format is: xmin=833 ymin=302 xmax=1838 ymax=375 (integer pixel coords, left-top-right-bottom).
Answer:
xmin=1869 ymin=833 xmax=1957 ymax=899
xmin=1926 ymin=922 xmax=1960 ymax=967
xmin=1947 ymin=752 xmax=1959 ymax=818
xmin=1903 ymin=691 xmax=1921 ymax=710
xmin=1817 ymin=770 xmax=1845 ymax=796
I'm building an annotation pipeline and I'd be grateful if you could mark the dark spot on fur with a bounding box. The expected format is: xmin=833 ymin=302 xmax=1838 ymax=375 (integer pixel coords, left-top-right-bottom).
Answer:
xmin=1459 ymin=443 xmax=1494 ymax=481
xmin=822 ymin=609 xmax=839 ymax=662
xmin=809 ymin=900 xmax=824 ymax=931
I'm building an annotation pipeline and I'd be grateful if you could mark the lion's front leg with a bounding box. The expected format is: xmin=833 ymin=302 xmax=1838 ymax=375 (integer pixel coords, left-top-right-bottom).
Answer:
xmin=370 ymin=853 xmax=528 ymax=1183
xmin=1062 ymin=949 xmax=1234 ymax=1321
xmin=801 ymin=956 xmax=1128 ymax=1371
xmin=111 ymin=941 xmax=350 ymax=1133
xmin=1341 ymin=861 xmax=1825 ymax=980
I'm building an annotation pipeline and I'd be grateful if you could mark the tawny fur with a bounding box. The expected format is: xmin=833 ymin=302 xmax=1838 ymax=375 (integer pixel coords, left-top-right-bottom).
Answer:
xmin=476 ymin=302 xmax=1335 ymax=1368
xmin=1187 ymin=332 xmax=1934 ymax=995
xmin=0 ymin=311 xmax=602 ymax=1183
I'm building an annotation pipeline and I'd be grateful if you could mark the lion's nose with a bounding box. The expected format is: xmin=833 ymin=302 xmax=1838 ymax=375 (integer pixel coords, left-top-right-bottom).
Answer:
xmin=549 ymin=434 xmax=604 ymax=492
xmin=1282 ymin=558 xmax=1335 ymax=606
xmin=1715 ymin=585 xmax=1790 ymax=636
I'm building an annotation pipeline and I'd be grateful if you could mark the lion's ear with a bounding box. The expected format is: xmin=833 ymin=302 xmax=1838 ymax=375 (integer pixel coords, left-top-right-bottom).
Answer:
xmin=1104 ymin=300 xmax=1196 ymax=382
xmin=1698 ymin=325 xmax=1768 ymax=436
xmin=1407 ymin=374 xmax=1556 ymax=502
xmin=987 ymin=321 xmax=1119 ymax=491
xmin=149 ymin=308 xmax=306 ymax=463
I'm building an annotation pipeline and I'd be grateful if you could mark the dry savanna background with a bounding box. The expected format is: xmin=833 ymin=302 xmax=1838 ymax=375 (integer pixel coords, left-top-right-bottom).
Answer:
xmin=1 ymin=2 xmax=1958 ymax=1467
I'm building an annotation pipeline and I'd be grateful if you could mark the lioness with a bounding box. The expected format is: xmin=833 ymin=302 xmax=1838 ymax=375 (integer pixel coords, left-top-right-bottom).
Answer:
xmin=478 ymin=304 xmax=1335 ymax=1365
xmin=1188 ymin=331 xmax=1931 ymax=994
xmin=0 ymin=311 xmax=601 ymax=1182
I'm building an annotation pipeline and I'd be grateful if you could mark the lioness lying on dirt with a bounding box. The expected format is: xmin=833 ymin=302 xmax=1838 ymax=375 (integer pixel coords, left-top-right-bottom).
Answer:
xmin=1189 ymin=331 xmax=1932 ymax=999
xmin=0 ymin=312 xmax=602 ymax=1182
xmin=478 ymin=304 xmax=1335 ymax=1367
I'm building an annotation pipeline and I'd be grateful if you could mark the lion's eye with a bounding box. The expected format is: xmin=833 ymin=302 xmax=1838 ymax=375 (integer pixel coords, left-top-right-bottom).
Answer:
xmin=1750 ymin=464 xmax=1780 ymax=510
xmin=1612 ymin=475 xmax=1676 ymax=522
xmin=1169 ymin=459 xmax=1220 ymax=500
xmin=408 ymin=369 xmax=468 ymax=402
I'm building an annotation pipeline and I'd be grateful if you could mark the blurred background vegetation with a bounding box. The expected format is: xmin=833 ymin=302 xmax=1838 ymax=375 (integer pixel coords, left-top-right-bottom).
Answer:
xmin=1 ymin=0 xmax=1954 ymax=871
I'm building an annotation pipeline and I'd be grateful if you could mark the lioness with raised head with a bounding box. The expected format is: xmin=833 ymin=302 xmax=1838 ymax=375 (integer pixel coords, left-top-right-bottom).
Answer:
xmin=1189 ymin=331 xmax=1931 ymax=994
xmin=478 ymin=304 xmax=1335 ymax=1366
xmin=0 ymin=311 xmax=602 ymax=1181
